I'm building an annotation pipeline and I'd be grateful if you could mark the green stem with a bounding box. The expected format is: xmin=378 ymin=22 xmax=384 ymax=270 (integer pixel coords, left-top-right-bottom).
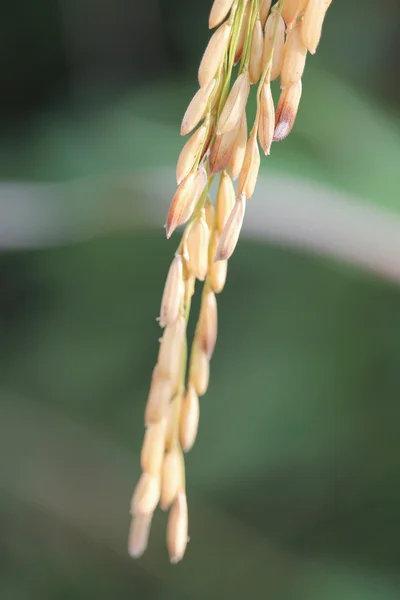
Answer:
xmin=239 ymin=0 xmax=259 ymax=74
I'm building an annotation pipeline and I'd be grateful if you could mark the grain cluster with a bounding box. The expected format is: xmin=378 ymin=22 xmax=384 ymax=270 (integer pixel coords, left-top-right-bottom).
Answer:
xmin=129 ymin=0 xmax=333 ymax=563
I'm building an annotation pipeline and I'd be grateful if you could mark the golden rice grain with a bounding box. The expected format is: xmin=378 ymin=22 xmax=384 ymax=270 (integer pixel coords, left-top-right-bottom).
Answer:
xmin=186 ymin=214 xmax=210 ymax=281
xmin=281 ymin=22 xmax=308 ymax=87
xmin=205 ymin=201 xmax=215 ymax=230
xmin=273 ymin=79 xmax=302 ymax=141
xmin=302 ymin=0 xmax=332 ymax=54
xmin=128 ymin=513 xmax=153 ymax=558
xmin=158 ymin=316 xmax=186 ymax=383
xmin=259 ymin=0 xmax=273 ymax=26
xmin=131 ymin=471 xmax=160 ymax=516
xmin=258 ymin=81 xmax=275 ymax=155
xmin=214 ymin=193 xmax=246 ymax=261
xmin=167 ymin=491 xmax=188 ymax=564
xmin=262 ymin=11 xmax=285 ymax=81
xmin=210 ymin=251 xmax=228 ymax=293
xmin=217 ymin=72 xmax=250 ymax=134
xmin=216 ymin=170 xmax=236 ymax=233
xmin=161 ymin=447 xmax=182 ymax=510
xmin=179 ymin=385 xmax=200 ymax=452
xmin=282 ymin=0 xmax=308 ymax=26
xmin=159 ymin=254 xmax=184 ymax=328
xmin=176 ymin=124 xmax=207 ymax=185
xmin=229 ymin=112 xmax=247 ymax=180
xmin=189 ymin=342 xmax=210 ymax=396
xmin=199 ymin=22 xmax=231 ymax=87
xmin=209 ymin=0 xmax=235 ymax=29
xmin=198 ymin=290 xmax=218 ymax=359
xmin=180 ymin=79 xmax=216 ymax=136
xmin=166 ymin=166 xmax=207 ymax=239
xmin=165 ymin=393 xmax=179 ymax=449
xmin=145 ymin=366 xmax=173 ymax=425
xmin=249 ymin=19 xmax=264 ymax=84
xmin=209 ymin=118 xmax=240 ymax=174
xmin=238 ymin=128 xmax=260 ymax=200
xmin=140 ymin=419 xmax=167 ymax=475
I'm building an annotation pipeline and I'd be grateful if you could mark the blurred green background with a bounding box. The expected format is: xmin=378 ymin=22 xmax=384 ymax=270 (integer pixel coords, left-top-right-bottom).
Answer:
xmin=1 ymin=1 xmax=400 ymax=599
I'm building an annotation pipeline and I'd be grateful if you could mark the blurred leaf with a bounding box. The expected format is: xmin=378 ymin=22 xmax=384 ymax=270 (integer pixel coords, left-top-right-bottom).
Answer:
xmin=0 ymin=71 xmax=399 ymax=212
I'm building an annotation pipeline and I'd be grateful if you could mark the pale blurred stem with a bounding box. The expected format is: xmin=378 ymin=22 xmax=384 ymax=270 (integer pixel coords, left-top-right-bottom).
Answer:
xmin=239 ymin=0 xmax=259 ymax=73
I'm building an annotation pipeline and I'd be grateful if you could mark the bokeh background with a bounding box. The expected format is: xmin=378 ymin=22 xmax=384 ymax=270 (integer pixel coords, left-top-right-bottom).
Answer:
xmin=1 ymin=1 xmax=400 ymax=599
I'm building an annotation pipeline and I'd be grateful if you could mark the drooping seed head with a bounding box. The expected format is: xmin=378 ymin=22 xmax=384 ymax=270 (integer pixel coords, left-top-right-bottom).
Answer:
xmin=131 ymin=471 xmax=160 ymax=516
xmin=209 ymin=119 xmax=240 ymax=174
xmin=145 ymin=366 xmax=173 ymax=425
xmin=166 ymin=166 xmax=207 ymax=239
xmin=258 ymin=81 xmax=275 ymax=155
xmin=216 ymin=71 xmax=250 ymax=134
xmin=199 ymin=22 xmax=231 ymax=87
xmin=140 ymin=419 xmax=167 ymax=475
xmin=262 ymin=12 xmax=285 ymax=81
xmin=176 ymin=125 xmax=207 ymax=185
xmin=216 ymin=171 xmax=236 ymax=233
xmin=273 ymin=79 xmax=302 ymax=141
xmin=281 ymin=21 xmax=308 ymax=88
xmin=128 ymin=513 xmax=153 ymax=558
xmin=186 ymin=214 xmax=211 ymax=281
xmin=159 ymin=254 xmax=184 ymax=328
xmin=179 ymin=385 xmax=200 ymax=452
xmin=198 ymin=290 xmax=218 ymax=359
xmin=158 ymin=316 xmax=186 ymax=384
xmin=160 ymin=447 xmax=183 ymax=510
xmin=180 ymin=79 xmax=216 ymax=137
xmin=229 ymin=112 xmax=247 ymax=180
xmin=167 ymin=491 xmax=189 ymax=564
xmin=302 ymin=0 xmax=332 ymax=54
xmin=208 ymin=0 xmax=235 ymax=29
xmin=189 ymin=342 xmax=210 ymax=396
xmin=249 ymin=19 xmax=264 ymax=84
xmin=238 ymin=129 xmax=260 ymax=200
xmin=214 ymin=193 xmax=246 ymax=261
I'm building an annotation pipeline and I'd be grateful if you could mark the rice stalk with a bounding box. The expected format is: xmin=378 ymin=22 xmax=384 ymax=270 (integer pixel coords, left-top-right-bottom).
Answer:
xmin=129 ymin=0 xmax=333 ymax=563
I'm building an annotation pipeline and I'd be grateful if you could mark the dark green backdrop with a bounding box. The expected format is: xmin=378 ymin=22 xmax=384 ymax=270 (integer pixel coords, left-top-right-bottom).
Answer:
xmin=0 ymin=1 xmax=400 ymax=599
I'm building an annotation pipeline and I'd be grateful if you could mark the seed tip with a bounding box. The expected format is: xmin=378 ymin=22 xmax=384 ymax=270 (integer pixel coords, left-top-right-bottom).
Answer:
xmin=273 ymin=121 xmax=289 ymax=142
